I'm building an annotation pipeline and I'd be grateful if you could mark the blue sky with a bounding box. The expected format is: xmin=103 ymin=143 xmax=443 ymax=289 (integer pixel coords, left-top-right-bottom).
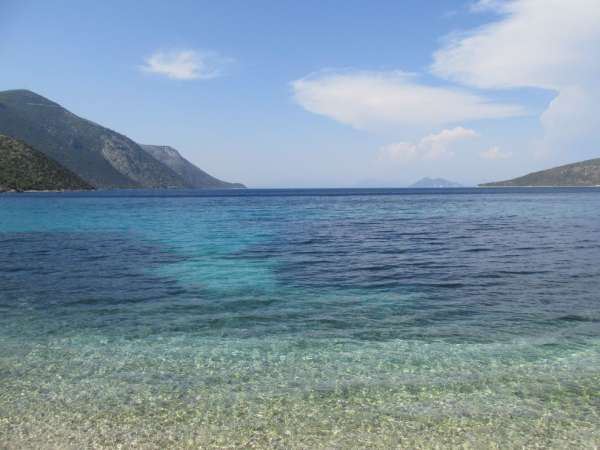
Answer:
xmin=1 ymin=0 xmax=599 ymax=187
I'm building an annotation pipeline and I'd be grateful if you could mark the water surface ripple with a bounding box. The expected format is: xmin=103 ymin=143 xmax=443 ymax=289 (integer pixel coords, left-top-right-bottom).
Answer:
xmin=1 ymin=188 xmax=599 ymax=448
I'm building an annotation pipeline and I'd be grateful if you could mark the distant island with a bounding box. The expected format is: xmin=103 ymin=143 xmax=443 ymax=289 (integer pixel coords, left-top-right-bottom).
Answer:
xmin=410 ymin=177 xmax=462 ymax=188
xmin=0 ymin=134 xmax=93 ymax=192
xmin=0 ymin=89 xmax=245 ymax=190
xmin=481 ymin=158 xmax=600 ymax=187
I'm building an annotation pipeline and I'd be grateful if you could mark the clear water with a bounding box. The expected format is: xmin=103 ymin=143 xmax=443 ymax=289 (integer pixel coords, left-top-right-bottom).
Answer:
xmin=1 ymin=188 xmax=599 ymax=449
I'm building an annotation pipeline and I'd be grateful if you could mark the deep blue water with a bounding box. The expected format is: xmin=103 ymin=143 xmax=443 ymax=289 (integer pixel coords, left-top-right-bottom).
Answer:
xmin=1 ymin=188 xmax=599 ymax=448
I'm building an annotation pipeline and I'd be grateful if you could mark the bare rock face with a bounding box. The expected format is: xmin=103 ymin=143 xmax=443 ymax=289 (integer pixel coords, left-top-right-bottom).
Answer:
xmin=98 ymin=135 xmax=183 ymax=188
xmin=141 ymin=144 xmax=245 ymax=189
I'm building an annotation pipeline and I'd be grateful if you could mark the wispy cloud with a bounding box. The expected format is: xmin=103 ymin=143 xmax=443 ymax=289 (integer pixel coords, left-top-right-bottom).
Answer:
xmin=380 ymin=127 xmax=478 ymax=163
xmin=468 ymin=0 xmax=506 ymax=13
xmin=291 ymin=71 xmax=525 ymax=131
xmin=433 ymin=0 xmax=600 ymax=157
xmin=432 ymin=0 xmax=600 ymax=91
xmin=141 ymin=49 xmax=232 ymax=80
xmin=480 ymin=146 xmax=512 ymax=160
xmin=292 ymin=0 xmax=600 ymax=166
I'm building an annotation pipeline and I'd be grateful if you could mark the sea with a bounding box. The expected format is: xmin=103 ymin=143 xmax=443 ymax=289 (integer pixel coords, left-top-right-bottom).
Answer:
xmin=1 ymin=188 xmax=599 ymax=449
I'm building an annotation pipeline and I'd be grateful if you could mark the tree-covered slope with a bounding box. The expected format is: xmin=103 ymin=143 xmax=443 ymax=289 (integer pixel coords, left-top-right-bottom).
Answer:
xmin=141 ymin=144 xmax=245 ymax=189
xmin=481 ymin=158 xmax=600 ymax=187
xmin=0 ymin=134 xmax=93 ymax=192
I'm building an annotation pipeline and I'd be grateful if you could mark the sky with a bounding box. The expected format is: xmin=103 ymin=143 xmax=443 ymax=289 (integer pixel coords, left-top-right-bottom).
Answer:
xmin=1 ymin=0 xmax=599 ymax=187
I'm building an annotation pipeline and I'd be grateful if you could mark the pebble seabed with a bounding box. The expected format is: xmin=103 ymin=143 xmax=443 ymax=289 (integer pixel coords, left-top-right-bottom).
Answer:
xmin=1 ymin=333 xmax=599 ymax=449
xmin=1 ymin=189 xmax=600 ymax=448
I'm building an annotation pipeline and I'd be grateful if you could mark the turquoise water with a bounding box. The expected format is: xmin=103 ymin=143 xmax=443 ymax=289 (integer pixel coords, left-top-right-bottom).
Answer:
xmin=1 ymin=188 xmax=599 ymax=448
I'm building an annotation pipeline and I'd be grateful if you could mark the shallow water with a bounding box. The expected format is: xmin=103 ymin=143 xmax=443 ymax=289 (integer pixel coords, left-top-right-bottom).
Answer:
xmin=1 ymin=188 xmax=599 ymax=448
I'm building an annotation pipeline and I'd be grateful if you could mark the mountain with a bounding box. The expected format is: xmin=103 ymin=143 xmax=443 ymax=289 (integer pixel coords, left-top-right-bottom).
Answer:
xmin=480 ymin=158 xmax=600 ymax=187
xmin=410 ymin=177 xmax=462 ymax=188
xmin=0 ymin=90 xmax=182 ymax=188
xmin=0 ymin=90 xmax=244 ymax=189
xmin=141 ymin=145 xmax=244 ymax=189
xmin=0 ymin=134 xmax=93 ymax=192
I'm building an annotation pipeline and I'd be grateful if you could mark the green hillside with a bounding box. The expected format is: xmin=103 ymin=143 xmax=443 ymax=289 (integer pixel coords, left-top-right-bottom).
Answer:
xmin=0 ymin=134 xmax=93 ymax=192
xmin=481 ymin=158 xmax=600 ymax=187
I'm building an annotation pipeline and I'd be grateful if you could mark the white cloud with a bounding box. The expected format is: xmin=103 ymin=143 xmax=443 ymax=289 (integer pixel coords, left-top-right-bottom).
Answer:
xmin=433 ymin=0 xmax=600 ymax=90
xmin=432 ymin=0 xmax=600 ymax=157
xmin=291 ymin=71 xmax=525 ymax=131
xmin=480 ymin=146 xmax=512 ymax=160
xmin=141 ymin=49 xmax=232 ymax=80
xmin=292 ymin=0 xmax=600 ymax=168
xmin=380 ymin=127 xmax=478 ymax=163
xmin=469 ymin=0 xmax=505 ymax=13
xmin=380 ymin=142 xmax=419 ymax=163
